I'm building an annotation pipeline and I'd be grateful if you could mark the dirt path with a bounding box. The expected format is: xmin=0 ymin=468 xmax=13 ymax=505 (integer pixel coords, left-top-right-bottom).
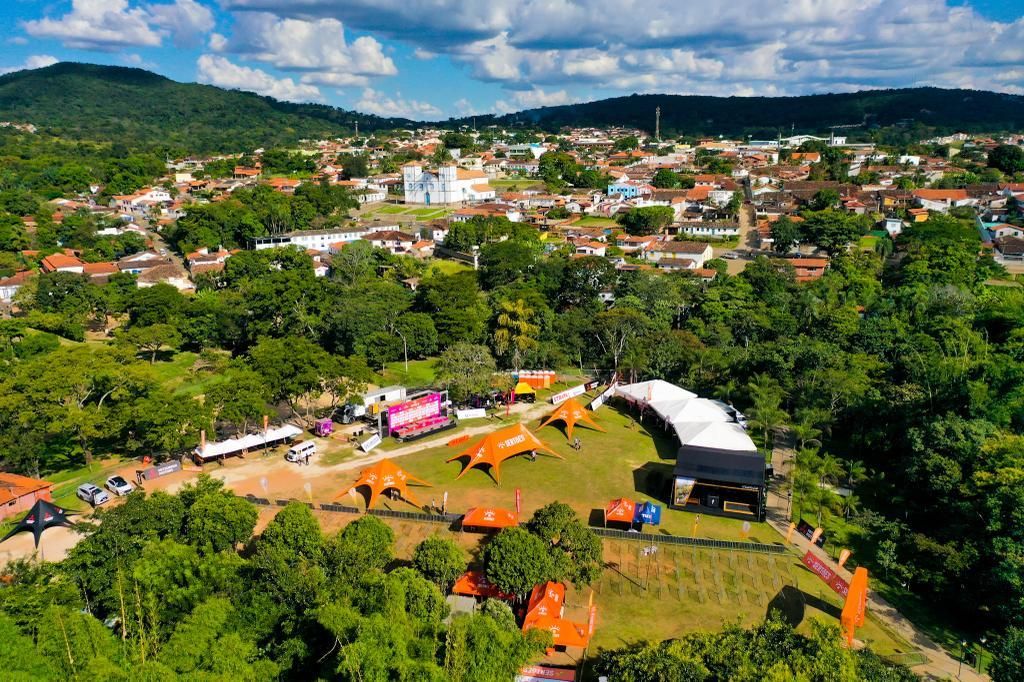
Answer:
xmin=767 ymin=433 xmax=987 ymax=681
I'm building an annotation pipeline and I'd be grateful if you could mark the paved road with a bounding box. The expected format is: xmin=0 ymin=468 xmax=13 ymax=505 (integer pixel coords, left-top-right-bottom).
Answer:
xmin=768 ymin=434 xmax=987 ymax=681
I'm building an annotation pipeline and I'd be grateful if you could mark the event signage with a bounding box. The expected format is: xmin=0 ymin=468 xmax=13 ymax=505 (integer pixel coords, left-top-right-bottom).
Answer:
xmin=360 ymin=434 xmax=382 ymax=452
xmin=634 ymin=501 xmax=662 ymax=526
xmin=516 ymin=665 xmax=576 ymax=682
xmin=671 ymin=476 xmax=697 ymax=507
xmin=387 ymin=392 xmax=442 ymax=431
xmin=455 ymin=408 xmax=487 ymax=420
xmin=801 ymin=550 xmax=850 ymax=598
xmin=797 ymin=519 xmax=826 ymax=547
xmin=138 ymin=460 xmax=182 ymax=481
xmin=589 ymin=383 xmax=618 ymax=411
xmin=550 ymin=384 xmax=587 ymax=404
xmin=515 ymin=487 xmax=522 ymax=515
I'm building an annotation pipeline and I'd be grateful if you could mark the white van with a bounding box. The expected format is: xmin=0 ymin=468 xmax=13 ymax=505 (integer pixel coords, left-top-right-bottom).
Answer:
xmin=285 ymin=440 xmax=316 ymax=462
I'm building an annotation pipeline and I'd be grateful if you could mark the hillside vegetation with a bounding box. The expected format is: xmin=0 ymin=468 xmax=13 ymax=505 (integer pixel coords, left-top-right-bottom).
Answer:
xmin=0 ymin=62 xmax=412 ymax=152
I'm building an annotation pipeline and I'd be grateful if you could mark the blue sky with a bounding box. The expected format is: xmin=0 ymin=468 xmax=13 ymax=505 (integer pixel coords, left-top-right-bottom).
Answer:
xmin=2 ymin=0 xmax=1024 ymax=120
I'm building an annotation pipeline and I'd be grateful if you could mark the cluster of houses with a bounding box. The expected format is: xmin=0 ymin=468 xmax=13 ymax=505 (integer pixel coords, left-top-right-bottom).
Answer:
xmin=4 ymin=126 xmax=1024 ymax=307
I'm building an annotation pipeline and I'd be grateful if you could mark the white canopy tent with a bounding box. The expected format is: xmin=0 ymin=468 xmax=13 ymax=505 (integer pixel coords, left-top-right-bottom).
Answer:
xmin=666 ymin=398 xmax=735 ymax=426
xmin=195 ymin=424 xmax=303 ymax=461
xmin=673 ymin=421 xmax=756 ymax=452
xmin=615 ymin=380 xmax=696 ymax=407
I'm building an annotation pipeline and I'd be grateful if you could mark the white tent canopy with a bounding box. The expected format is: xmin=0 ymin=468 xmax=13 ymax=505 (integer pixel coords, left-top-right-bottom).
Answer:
xmin=666 ymin=398 xmax=734 ymax=425
xmin=615 ymin=380 xmax=696 ymax=407
xmin=673 ymin=421 xmax=756 ymax=452
xmin=615 ymin=381 xmax=754 ymax=453
xmin=195 ymin=424 xmax=303 ymax=460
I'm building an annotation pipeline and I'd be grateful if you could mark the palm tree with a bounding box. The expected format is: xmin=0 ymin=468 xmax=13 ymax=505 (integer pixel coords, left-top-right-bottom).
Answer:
xmin=839 ymin=494 xmax=861 ymax=520
xmin=712 ymin=378 xmax=737 ymax=404
xmin=789 ymin=419 xmax=822 ymax=451
xmin=492 ymin=299 xmax=539 ymax=372
xmin=748 ymin=399 xmax=789 ymax=452
xmin=845 ymin=459 xmax=867 ymax=488
xmin=819 ymin=453 xmax=845 ymax=488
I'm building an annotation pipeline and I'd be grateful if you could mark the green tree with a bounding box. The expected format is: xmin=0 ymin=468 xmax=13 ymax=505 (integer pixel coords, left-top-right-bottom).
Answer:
xmin=770 ymin=215 xmax=801 ymax=253
xmin=990 ymin=626 xmax=1024 ymax=682
xmin=412 ymin=535 xmax=467 ymax=591
xmin=330 ymin=515 xmax=395 ymax=581
xmin=988 ymin=145 xmax=1024 ymax=174
xmin=493 ymin=298 xmax=540 ymax=371
xmin=651 ymin=169 xmax=681 ymax=189
xmin=484 ymin=527 xmax=555 ymax=596
xmin=118 ymin=323 xmax=182 ymax=363
xmin=617 ymin=205 xmax=675 ymax=236
xmin=184 ymin=482 xmax=258 ymax=552
xmin=435 ymin=343 xmax=497 ymax=402
xmin=527 ymin=502 xmax=604 ymax=585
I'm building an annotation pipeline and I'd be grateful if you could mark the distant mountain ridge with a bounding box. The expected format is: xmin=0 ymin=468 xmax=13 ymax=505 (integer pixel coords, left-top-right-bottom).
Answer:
xmin=0 ymin=62 xmax=1022 ymax=151
xmin=0 ymin=62 xmax=414 ymax=152
xmin=468 ymin=88 xmax=1024 ymax=137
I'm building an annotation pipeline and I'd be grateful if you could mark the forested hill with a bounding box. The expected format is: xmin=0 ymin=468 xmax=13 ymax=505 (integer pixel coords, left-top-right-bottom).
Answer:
xmin=0 ymin=62 xmax=413 ymax=153
xmin=473 ymin=88 xmax=1024 ymax=137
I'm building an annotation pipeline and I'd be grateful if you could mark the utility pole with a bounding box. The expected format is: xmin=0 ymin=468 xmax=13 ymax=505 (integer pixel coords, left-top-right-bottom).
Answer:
xmin=354 ymin=121 xmax=359 ymax=140
xmin=655 ymin=106 xmax=661 ymax=142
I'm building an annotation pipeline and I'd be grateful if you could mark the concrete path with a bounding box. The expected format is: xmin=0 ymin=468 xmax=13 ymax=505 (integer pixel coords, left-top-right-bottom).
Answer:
xmin=767 ymin=433 xmax=986 ymax=681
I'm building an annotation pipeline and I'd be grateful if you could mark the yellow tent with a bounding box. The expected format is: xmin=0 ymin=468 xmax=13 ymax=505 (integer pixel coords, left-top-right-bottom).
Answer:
xmin=540 ymin=397 xmax=605 ymax=441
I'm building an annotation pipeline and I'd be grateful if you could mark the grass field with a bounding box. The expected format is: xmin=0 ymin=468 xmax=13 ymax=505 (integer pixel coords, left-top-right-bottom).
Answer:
xmin=426 ymin=260 xmax=472 ymax=276
xmin=376 ymin=399 xmax=776 ymax=542
xmin=490 ymin=177 xmax=543 ymax=191
xmin=573 ymin=217 xmax=619 ymax=227
xmin=377 ymin=358 xmax=438 ymax=387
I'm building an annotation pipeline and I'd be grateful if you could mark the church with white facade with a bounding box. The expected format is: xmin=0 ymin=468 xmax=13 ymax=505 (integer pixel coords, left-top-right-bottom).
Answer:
xmin=402 ymin=162 xmax=496 ymax=205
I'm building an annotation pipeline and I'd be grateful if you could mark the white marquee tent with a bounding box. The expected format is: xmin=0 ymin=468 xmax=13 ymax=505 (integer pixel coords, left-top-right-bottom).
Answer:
xmin=195 ymin=424 xmax=303 ymax=461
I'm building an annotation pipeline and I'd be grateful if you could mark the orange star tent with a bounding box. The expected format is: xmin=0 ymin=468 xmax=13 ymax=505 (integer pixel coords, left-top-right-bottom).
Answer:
xmin=447 ymin=423 xmax=561 ymax=483
xmin=462 ymin=506 xmax=519 ymax=530
xmin=539 ymin=397 xmax=605 ymax=441
xmin=341 ymin=459 xmax=431 ymax=509
xmin=604 ymin=498 xmax=636 ymax=526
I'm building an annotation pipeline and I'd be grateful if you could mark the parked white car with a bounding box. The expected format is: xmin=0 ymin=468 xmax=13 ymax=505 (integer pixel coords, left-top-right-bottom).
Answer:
xmin=77 ymin=483 xmax=110 ymax=507
xmin=105 ymin=475 xmax=135 ymax=496
xmin=285 ymin=440 xmax=316 ymax=463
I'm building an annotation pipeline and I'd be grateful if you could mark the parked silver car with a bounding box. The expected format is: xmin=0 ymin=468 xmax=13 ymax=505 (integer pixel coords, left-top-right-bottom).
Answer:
xmin=105 ymin=475 xmax=135 ymax=496
xmin=77 ymin=483 xmax=110 ymax=507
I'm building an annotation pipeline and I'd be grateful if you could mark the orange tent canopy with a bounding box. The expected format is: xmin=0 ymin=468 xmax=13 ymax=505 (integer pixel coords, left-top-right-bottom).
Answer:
xmin=452 ymin=570 xmax=514 ymax=600
xmin=341 ymin=458 xmax=431 ymax=509
xmin=462 ymin=506 xmax=519 ymax=529
xmin=540 ymin=397 xmax=605 ymax=441
xmin=525 ymin=613 xmax=592 ymax=649
xmin=604 ymin=498 xmax=635 ymax=524
xmin=524 ymin=582 xmax=565 ymax=627
xmin=447 ymin=423 xmax=561 ymax=483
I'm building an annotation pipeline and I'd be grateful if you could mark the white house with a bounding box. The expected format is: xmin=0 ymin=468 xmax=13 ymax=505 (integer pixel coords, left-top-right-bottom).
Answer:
xmin=253 ymin=224 xmax=398 ymax=252
xmin=677 ymin=222 xmax=740 ymax=239
xmin=402 ymin=162 xmax=495 ymax=205
xmin=646 ymin=240 xmax=713 ymax=268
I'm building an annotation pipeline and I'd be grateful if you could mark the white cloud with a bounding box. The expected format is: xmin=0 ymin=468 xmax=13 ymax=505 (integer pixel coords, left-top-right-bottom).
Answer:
xmin=196 ymin=54 xmax=322 ymax=102
xmin=23 ymin=0 xmax=214 ymax=51
xmin=146 ymin=0 xmax=215 ymax=48
xmin=210 ymin=13 xmax=396 ymax=89
xmin=217 ymin=0 xmax=1024 ymax=96
xmin=453 ymin=98 xmax=477 ymax=116
xmin=355 ymin=88 xmax=442 ymax=119
xmin=494 ymin=87 xmax=576 ymax=114
xmin=413 ymin=48 xmax=437 ymax=60
xmin=0 ymin=55 xmax=59 ymax=76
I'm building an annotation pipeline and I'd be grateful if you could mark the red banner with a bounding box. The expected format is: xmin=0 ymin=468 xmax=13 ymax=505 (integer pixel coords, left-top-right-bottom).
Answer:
xmin=515 ymin=488 xmax=522 ymax=515
xmin=801 ymin=550 xmax=850 ymax=597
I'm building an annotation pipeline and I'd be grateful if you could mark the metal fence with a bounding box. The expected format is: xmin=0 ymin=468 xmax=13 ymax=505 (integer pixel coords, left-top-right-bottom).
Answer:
xmin=245 ymin=495 xmax=785 ymax=554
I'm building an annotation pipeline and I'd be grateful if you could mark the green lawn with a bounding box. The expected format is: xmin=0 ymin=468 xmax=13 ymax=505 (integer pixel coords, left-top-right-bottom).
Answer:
xmin=574 ymin=216 xmax=619 ymax=227
xmin=378 ymin=358 xmax=438 ymax=387
xmin=427 ymin=260 xmax=472 ymax=276
xmin=144 ymin=351 xmax=231 ymax=397
xmin=376 ymin=204 xmax=409 ymax=214
xmin=384 ymin=401 xmax=774 ymax=542
xmin=490 ymin=177 xmax=543 ymax=191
